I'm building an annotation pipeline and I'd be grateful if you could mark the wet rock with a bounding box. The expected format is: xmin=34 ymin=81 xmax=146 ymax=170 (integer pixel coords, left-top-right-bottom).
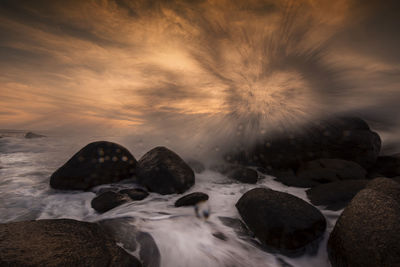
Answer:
xmin=328 ymin=178 xmax=400 ymax=267
xmin=297 ymin=159 xmax=367 ymax=184
xmin=24 ymin=131 xmax=45 ymax=138
xmin=186 ymin=159 xmax=205 ymax=173
xmin=306 ymin=179 xmax=369 ymax=211
xmin=99 ymin=218 xmax=161 ymax=267
xmin=271 ymin=169 xmax=319 ymax=188
xmin=119 ymin=188 xmax=149 ymax=200
xmin=91 ymin=191 xmax=129 ymax=213
xmin=50 ymin=141 xmax=137 ymax=190
xmin=370 ymin=154 xmax=400 ymax=178
xmin=212 ymin=231 xmax=228 ymax=241
xmin=236 ymin=188 xmax=326 ymax=255
xmin=174 ymin=192 xmax=209 ymax=207
xmin=0 ymin=219 xmax=141 ymax=267
xmin=227 ymin=167 xmax=258 ymax=184
xmin=218 ymin=216 xmax=254 ymax=238
xmin=228 ymin=117 xmax=381 ymax=170
xmin=136 ymin=146 xmax=195 ymax=195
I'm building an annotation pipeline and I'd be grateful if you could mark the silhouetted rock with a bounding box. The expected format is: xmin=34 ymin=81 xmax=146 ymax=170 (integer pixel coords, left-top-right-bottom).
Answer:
xmin=91 ymin=191 xmax=129 ymax=213
xmin=328 ymin=178 xmax=400 ymax=267
xmin=236 ymin=188 xmax=326 ymax=255
xmin=228 ymin=117 xmax=381 ymax=170
xmin=271 ymin=169 xmax=319 ymax=188
xmin=136 ymin=146 xmax=195 ymax=194
xmin=0 ymin=219 xmax=141 ymax=267
xmin=370 ymin=154 xmax=400 ymax=178
xmin=227 ymin=167 xmax=258 ymax=184
xmin=50 ymin=141 xmax=137 ymax=190
xmin=175 ymin=192 xmax=209 ymax=207
xmin=119 ymin=188 xmax=149 ymax=200
xmin=186 ymin=159 xmax=205 ymax=173
xmin=24 ymin=132 xmax=45 ymax=138
xmin=306 ymin=179 xmax=368 ymax=211
xmin=297 ymin=159 xmax=367 ymax=184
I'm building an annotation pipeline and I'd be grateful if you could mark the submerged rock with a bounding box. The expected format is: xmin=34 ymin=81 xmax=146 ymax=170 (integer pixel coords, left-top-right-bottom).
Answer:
xmin=0 ymin=219 xmax=141 ymax=266
xmin=137 ymin=146 xmax=195 ymax=194
xmin=119 ymin=188 xmax=149 ymax=200
xmin=228 ymin=117 xmax=381 ymax=170
xmin=306 ymin=179 xmax=368 ymax=211
xmin=24 ymin=131 xmax=45 ymax=138
xmin=227 ymin=167 xmax=258 ymax=184
xmin=236 ymin=188 xmax=326 ymax=255
xmin=297 ymin=158 xmax=367 ymax=184
xmin=50 ymin=141 xmax=137 ymax=190
xmin=91 ymin=191 xmax=129 ymax=213
xmin=175 ymin=192 xmax=209 ymax=207
xmin=328 ymin=178 xmax=400 ymax=267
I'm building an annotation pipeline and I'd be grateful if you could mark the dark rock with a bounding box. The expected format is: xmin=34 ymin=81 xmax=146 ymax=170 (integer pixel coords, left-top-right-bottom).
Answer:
xmin=306 ymin=179 xmax=369 ymax=211
xmin=186 ymin=159 xmax=205 ymax=173
xmin=218 ymin=216 xmax=254 ymax=238
xmin=174 ymin=192 xmax=209 ymax=207
xmin=119 ymin=188 xmax=149 ymax=200
xmin=24 ymin=131 xmax=45 ymax=138
xmin=99 ymin=218 xmax=161 ymax=267
xmin=370 ymin=154 xmax=400 ymax=178
xmin=0 ymin=219 xmax=141 ymax=267
xmin=136 ymin=146 xmax=195 ymax=194
xmin=91 ymin=191 xmax=129 ymax=213
xmin=212 ymin=232 xmax=228 ymax=241
xmin=272 ymin=169 xmax=319 ymax=188
xmin=297 ymin=159 xmax=367 ymax=184
xmin=328 ymin=178 xmax=400 ymax=267
xmin=228 ymin=117 xmax=381 ymax=170
xmin=236 ymin=188 xmax=326 ymax=255
xmin=50 ymin=141 xmax=137 ymax=190
xmin=227 ymin=167 xmax=258 ymax=184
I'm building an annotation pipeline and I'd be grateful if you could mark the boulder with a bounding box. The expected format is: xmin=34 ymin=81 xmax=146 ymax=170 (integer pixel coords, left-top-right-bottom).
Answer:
xmin=175 ymin=192 xmax=209 ymax=207
xmin=297 ymin=159 xmax=367 ymax=184
xmin=306 ymin=179 xmax=368 ymax=211
xmin=136 ymin=146 xmax=195 ymax=194
xmin=50 ymin=141 xmax=137 ymax=190
xmin=0 ymin=219 xmax=141 ymax=266
xmin=370 ymin=154 xmax=400 ymax=178
xmin=227 ymin=167 xmax=258 ymax=184
xmin=119 ymin=188 xmax=149 ymax=200
xmin=91 ymin=191 xmax=129 ymax=213
xmin=228 ymin=117 xmax=381 ymax=170
xmin=271 ymin=169 xmax=319 ymax=188
xmin=24 ymin=131 xmax=45 ymax=138
xmin=186 ymin=159 xmax=205 ymax=173
xmin=236 ymin=188 xmax=326 ymax=255
xmin=328 ymin=178 xmax=400 ymax=267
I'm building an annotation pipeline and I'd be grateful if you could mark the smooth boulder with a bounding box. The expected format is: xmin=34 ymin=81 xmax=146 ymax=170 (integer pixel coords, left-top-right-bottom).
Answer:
xmin=228 ymin=117 xmax=381 ymax=170
xmin=328 ymin=178 xmax=400 ymax=267
xmin=136 ymin=146 xmax=195 ymax=194
xmin=175 ymin=192 xmax=209 ymax=207
xmin=236 ymin=188 xmax=326 ymax=255
xmin=297 ymin=159 xmax=367 ymax=184
xmin=0 ymin=219 xmax=141 ymax=266
xmin=50 ymin=141 xmax=137 ymax=190
xmin=91 ymin=191 xmax=129 ymax=213
xmin=306 ymin=179 xmax=368 ymax=211
xmin=228 ymin=167 xmax=258 ymax=184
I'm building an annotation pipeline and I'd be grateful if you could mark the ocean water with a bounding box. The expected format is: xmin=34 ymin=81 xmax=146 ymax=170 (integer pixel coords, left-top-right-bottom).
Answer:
xmin=0 ymin=132 xmax=340 ymax=267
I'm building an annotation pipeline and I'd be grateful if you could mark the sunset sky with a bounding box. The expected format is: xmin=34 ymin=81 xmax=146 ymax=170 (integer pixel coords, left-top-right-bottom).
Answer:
xmin=0 ymin=0 xmax=399 ymax=140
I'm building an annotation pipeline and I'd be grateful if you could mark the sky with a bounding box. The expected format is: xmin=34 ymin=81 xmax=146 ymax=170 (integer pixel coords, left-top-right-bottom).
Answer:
xmin=0 ymin=0 xmax=399 ymax=150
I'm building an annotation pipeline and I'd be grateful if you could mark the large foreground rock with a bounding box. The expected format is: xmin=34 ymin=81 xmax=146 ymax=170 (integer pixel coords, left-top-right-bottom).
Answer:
xmin=228 ymin=117 xmax=381 ymax=169
xmin=328 ymin=178 xmax=400 ymax=267
xmin=306 ymin=179 xmax=368 ymax=211
xmin=50 ymin=141 xmax=137 ymax=190
xmin=0 ymin=219 xmax=141 ymax=266
xmin=137 ymin=146 xmax=195 ymax=194
xmin=236 ymin=188 xmax=326 ymax=255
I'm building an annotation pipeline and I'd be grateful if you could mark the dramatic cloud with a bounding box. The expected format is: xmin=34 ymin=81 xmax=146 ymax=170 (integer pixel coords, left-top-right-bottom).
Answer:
xmin=0 ymin=0 xmax=399 ymax=153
